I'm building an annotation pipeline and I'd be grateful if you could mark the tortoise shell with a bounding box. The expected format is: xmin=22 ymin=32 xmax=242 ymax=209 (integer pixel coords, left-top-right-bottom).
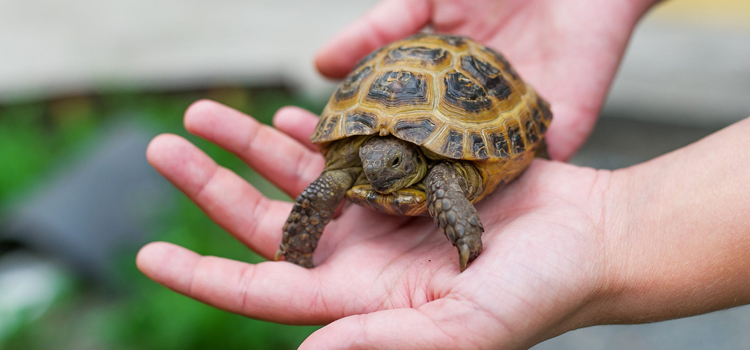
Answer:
xmin=311 ymin=33 xmax=552 ymax=214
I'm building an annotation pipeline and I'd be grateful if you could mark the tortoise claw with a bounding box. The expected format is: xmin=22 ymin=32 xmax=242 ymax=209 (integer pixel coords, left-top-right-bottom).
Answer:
xmin=458 ymin=244 xmax=470 ymax=272
xmin=426 ymin=163 xmax=484 ymax=272
xmin=274 ymin=248 xmax=285 ymax=261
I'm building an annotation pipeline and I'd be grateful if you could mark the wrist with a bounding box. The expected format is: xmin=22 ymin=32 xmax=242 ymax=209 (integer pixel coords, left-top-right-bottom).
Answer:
xmin=584 ymin=123 xmax=750 ymax=324
xmin=586 ymin=167 xmax=647 ymax=324
xmin=564 ymin=168 xmax=635 ymax=329
xmin=533 ymin=168 xmax=633 ymax=334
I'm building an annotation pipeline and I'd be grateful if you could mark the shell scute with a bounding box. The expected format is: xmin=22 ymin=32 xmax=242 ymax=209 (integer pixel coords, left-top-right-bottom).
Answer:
xmin=353 ymin=47 xmax=385 ymax=71
xmin=468 ymin=132 xmax=490 ymax=160
xmin=344 ymin=111 xmax=378 ymax=135
xmin=313 ymin=33 xmax=552 ymax=203
xmin=522 ymin=112 xmax=540 ymax=145
xmin=505 ymin=122 xmax=526 ymax=155
xmin=391 ymin=116 xmax=439 ymax=145
xmin=440 ymin=71 xmax=496 ymax=117
xmin=440 ymin=129 xmax=464 ymax=159
xmin=480 ymin=46 xmax=521 ymax=83
xmin=484 ymin=130 xmax=510 ymax=159
xmin=365 ymin=70 xmax=433 ymax=109
xmin=409 ymin=33 xmax=469 ymax=49
xmin=383 ymin=46 xmax=451 ymax=69
xmin=459 ymin=55 xmax=513 ymax=101
xmin=311 ymin=114 xmax=342 ymax=143
xmin=335 ymin=65 xmax=373 ymax=102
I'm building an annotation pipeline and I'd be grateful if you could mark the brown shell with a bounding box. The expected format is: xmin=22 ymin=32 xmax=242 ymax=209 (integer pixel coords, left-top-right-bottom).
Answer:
xmin=311 ymin=33 xmax=552 ymax=207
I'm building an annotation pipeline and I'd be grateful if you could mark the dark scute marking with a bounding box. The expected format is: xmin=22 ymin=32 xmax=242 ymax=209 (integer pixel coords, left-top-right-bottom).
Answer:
xmin=481 ymin=47 xmax=520 ymax=81
xmin=385 ymin=46 xmax=448 ymax=66
xmin=354 ymin=47 xmax=384 ymax=70
xmin=538 ymin=121 xmax=548 ymax=134
xmin=392 ymin=118 xmax=436 ymax=144
xmin=404 ymin=33 xmax=467 ymax=47
xmin=469 ymin=132 xmax=488 ymax=159
xmin=315 ymin=115 xmax=340 ymax=141
xmin=335 ymin=66 xmax=373 ymax=101
xmin=532 ymin=108 xmax=542 ymax=123
xmin=533 ymin=109 xmax=548 ymax=133
xmin=441 ymin=129 xmax=464 ymax=158
xmin=539 ymin=100 xmax=553 ymax=123
xmin=460 ymin=55 xmax=512 ymax=100
xmin=507 ymin=125 xmax=526 ymax=154
xmin=367 ymin=71 xmax=428 ymax=107
xmin=443 ymin=72 xmax=493 ymax=113
xmin=344 ymin=112 xmax=377 ymax=135
xmin=525 ymin=119 xmax=539 ymax=144
xmin=438 ymin=35 xmax=467 ymax=46
xmin=490 ymin=133 xmax=510 ymax=158
xmin=405 ymin=33 xmax=465 ymax=46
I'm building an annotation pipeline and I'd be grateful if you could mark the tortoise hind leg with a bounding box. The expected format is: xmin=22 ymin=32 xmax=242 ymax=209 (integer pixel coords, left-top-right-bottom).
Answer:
xmin=276 ymin=169 xmax=356 ymax=268
xmin=425 ymin=163 xmax=484 ymax=272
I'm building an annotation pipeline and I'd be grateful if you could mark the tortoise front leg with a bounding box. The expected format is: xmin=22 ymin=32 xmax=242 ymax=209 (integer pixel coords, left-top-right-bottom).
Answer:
xmin=425 ymin=163 xmax=484 ymax=272
xmin=276 ymin=169 xmax=357 ymax=268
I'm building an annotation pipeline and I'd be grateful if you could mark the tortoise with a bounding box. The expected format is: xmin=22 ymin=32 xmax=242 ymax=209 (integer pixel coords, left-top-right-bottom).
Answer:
xmin=275 ymin=33 xmax=552 ymax=271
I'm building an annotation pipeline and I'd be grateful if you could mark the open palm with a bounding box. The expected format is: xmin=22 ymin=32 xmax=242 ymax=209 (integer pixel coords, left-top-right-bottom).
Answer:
xmin=137 ymin=101 xmax=612 ymax=349
xmin=315 ymin=0 xmax=657 ymax=160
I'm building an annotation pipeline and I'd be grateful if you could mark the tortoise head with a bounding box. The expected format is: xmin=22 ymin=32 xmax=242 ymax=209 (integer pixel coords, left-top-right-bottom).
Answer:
xmin=359 ymin=136 xmax=427 ymax=194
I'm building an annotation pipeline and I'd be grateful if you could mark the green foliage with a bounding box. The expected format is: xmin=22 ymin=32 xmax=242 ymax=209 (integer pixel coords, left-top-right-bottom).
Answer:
xmin=0 ymin=87 xmax=327 ymax=350
xmin=0 ymin=121 xmax=53 ymax=201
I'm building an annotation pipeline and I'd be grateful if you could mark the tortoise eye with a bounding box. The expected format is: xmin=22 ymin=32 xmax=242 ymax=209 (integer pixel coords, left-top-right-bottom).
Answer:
xmin=391 ymin=156 xmax=401 ymax=168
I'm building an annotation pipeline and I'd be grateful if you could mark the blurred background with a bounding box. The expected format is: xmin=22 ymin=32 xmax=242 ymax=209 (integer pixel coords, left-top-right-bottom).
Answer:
xmin=0 ymin=0 xmax=748 ymax=349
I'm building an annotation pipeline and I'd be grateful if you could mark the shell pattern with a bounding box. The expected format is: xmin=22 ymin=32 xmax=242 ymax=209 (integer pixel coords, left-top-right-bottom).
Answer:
xmin=311 ymin=33 xmax=552 ymax=214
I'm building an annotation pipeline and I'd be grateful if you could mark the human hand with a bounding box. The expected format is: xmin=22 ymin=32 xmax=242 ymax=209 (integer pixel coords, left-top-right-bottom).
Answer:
xmin=315 ymin=0 xmax=662 ymax=161
xmin=137 ymin=99 xmax=750 ymax=348
xmin=136 ymin=100 xmax=617 ymax=349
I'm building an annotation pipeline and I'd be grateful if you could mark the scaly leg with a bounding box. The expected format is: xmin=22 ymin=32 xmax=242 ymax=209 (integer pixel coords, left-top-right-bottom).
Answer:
xmin=425 ymin=163 xmax=484 ymax=272
xmin=276 ymin=169 xmax=356 ymax=268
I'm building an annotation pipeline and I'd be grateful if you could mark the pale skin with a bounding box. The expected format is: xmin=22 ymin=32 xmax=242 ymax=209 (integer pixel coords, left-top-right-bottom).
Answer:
xmin=137 ymin=0 xmax=750 ymax=349
xmin=137 ymin=101 xmax=750 ymax=349
xmin=314 ymin=0 xmax=663 ymax=161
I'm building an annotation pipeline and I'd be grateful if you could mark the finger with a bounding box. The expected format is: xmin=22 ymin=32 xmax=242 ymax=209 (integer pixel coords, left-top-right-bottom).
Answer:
xmin=146 ymin=133 xmax=291 ymax=259
xmin=136 ymin=242 xmax=345 ymax=324
xmin=183 ymin=99 xmax=324 ymax=198
xmin=272 ymin=106 xmax=320 ymax=152
xmin=543 ymin=105 xmax=596 ymax=161
xmin=315 ymin=0 xmax=431 ymax=78
xmin=272 ymin=107 xmax=352 ymax=218
xmin=299 ymin=303 xmax=492 ymax=350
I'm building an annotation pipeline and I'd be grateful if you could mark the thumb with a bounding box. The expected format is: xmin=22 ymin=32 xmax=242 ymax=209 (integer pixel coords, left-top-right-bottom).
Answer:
xmin=315 ymin=0 xmax=431 ymax=79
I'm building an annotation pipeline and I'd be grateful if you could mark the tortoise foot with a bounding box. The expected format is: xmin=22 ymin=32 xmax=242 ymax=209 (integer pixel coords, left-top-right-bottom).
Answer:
xmin=277 ymin=169 xmax=355 ymax=268
xmin=275 ymin=248 xmax=314 ymax=268
xmin=426 ymin=163 xmax=485 ymax=272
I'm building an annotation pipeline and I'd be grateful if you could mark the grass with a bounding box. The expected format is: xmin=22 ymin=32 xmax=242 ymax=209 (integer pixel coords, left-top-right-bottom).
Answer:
xmin=0 ymin=86 xmax=327 ymax=350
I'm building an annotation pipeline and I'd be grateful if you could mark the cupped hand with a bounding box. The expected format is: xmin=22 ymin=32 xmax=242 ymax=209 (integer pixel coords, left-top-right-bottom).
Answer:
xmin=315 ymin=0 xmax=660 ymax=160
xmin=137 ymin=100 xmax=619 ymax=349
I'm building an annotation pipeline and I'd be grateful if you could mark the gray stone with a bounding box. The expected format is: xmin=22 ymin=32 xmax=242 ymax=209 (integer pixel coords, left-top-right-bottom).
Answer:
xmin=0 ymin=121 xmax=172 ymax=283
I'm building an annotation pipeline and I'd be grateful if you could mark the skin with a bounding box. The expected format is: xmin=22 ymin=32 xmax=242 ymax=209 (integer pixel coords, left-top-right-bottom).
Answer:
xmin=314 ymin=0 xmax=664 ymax=161
xmin=134 ymin=0 xmax=750 ymax=348
xmin=137 ymin=100 xmax=750 ymax=350
xmin=359 ymin=137 xmax=426 ymax=193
